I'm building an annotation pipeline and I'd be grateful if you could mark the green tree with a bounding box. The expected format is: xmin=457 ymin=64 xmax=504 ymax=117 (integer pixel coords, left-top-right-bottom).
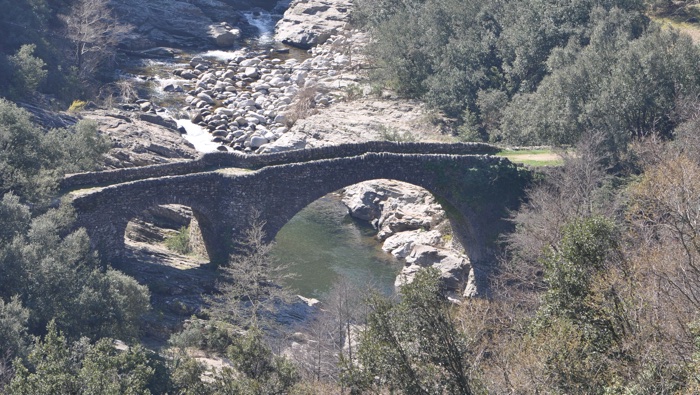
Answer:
xmin=500 ymin=23 xmax=700 ymax=150
xmin=42 ymin=119 xmax=111 ymax=176
xmin=213 ymin=329 xmax=299 ymax=395
xmin=168 ymin=354 xmax=212 ymax=395
xmin=8 ymin=321 xmax=161 ymax=395
xmin=0 ymin=198 xmax=150 ymax=341
xmin=0 ymin=100 xmax=110 ymax=203
xmin=8 ymin=44 xmax=47 ymax=97
xmin=351 ymin=268 xmax=476 ymax=394
xmin=0 ymin=0 xmax=49 ymax=52
xmin=8 ymin=321 xmax=80 ymax=394
xmin=532 ymin=216 xmax=629 ymax=394
xmin=0 ymin=297 xmax=31 ymax=361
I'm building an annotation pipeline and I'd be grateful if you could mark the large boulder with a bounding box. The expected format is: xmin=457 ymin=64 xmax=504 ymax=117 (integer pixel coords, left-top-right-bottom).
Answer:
xmin=82 ymin=110 xmax=198 ymax=168
xmin=110 ymin=0 xmax=272 ymax=50
xmin=396 ymin=246 xmax=470 ymax=293
xmin=209 ymin=23 xmax=241 ymax=47
xmin=275 ymin=0 xmax=353 ymax=49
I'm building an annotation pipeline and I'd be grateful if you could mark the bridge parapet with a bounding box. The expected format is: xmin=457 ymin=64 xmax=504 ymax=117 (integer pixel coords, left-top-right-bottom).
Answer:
xmin=60 ymin=141 xmax=500 ymax=191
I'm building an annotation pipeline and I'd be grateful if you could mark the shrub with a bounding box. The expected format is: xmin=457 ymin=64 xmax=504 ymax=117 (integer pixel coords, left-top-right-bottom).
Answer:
xmin=165 ymin=226 xmax=192 ymax=255
xmin=67 ymin=100 xmax=87 ymax=113
xmin=8 ymin=44 xmax=47 ymax=97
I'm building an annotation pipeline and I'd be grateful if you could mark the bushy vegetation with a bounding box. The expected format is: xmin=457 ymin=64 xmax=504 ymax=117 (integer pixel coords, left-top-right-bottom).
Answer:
xmin=165 ymin=226 xmax=192 ymax=255
xmin=0 ymin=0 xmax=130 ymax=102
xmin=0 ymin=99 xmax=110 ymax=203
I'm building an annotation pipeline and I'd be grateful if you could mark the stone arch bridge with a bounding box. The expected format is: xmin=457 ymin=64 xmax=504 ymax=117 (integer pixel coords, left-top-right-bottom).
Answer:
xmin=64 ymin=142 xmax=530 ymax=271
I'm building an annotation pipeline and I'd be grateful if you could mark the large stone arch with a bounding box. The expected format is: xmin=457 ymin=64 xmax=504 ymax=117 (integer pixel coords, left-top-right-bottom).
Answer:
xmin=217 ymin=153 xmax=528 ymax=266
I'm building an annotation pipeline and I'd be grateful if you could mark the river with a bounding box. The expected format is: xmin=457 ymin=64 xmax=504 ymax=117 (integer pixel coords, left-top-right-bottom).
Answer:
xmin=272 ymin=195 xmax=401 ymax=299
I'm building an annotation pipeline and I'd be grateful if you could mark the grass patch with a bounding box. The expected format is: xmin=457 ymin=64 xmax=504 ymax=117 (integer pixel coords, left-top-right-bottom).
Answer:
xmin=215 ymin=167 xmax=253 ymax=175
xmin=653 ymin=15 xmax=700 ymax=42
xmin=165 ymin=226 xmax=192 ymax=255
xmin=496 ymin=148 xmax=564 ymax=167
xmin=651 ymin=4 xmax=700 ymax=42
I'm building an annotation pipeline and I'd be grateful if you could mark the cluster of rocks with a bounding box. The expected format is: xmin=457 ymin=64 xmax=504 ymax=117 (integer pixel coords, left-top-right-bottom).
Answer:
xmin=342 ymin=180 xmax=474 ymax=297
xmin=173 ymin=34 xmax=363 ymax=153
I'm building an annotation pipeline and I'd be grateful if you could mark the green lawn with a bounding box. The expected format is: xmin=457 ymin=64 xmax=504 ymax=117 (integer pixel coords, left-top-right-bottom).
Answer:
xmin=496 ymin=148 xmax=565 ymax=167
xmin=651 ymin=4 xmax=700 ymax=43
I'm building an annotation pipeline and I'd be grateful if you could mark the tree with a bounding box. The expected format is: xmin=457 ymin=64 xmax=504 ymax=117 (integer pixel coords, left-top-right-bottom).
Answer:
xmin=351 ymin=268 xmax=476 ymax=394
xmin=0 ymin=301 xmax=22 ymax=390
xmin=294 ymin=277 xmax=369 ymax=383
xmin=208 ymin=214 xmax=294 ymax=330
xmin=0 ymin=197 xmax=150 ymax=341
xmin=0 ymin=0 xmax=49 ymax=53
xmin=630 ymin=153 xmax=700 ymax=310
xmin=59 ymin=0 xmax=131 ymax=82
xmin=8 ymin=44 xmax=47 ymax=97
xmin=0 ymin=99 xmax=110 ymax=203
xmin=500 ymin=23 xmax=700 ymax=148
xmin=213 ymin=328 xmax=299 ymax=395
xmin=8 ymin=321 xmax=162 ymax=395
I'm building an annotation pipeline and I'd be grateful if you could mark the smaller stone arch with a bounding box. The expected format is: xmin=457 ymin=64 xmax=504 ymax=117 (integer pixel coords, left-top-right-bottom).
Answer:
xmin=71 ymin=172 xmax=230 ymax=264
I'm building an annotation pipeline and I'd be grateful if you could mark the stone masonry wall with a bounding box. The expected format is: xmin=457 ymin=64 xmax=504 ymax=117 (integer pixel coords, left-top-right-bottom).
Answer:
xmin=61 ymin=141 xmax=501 ymax=191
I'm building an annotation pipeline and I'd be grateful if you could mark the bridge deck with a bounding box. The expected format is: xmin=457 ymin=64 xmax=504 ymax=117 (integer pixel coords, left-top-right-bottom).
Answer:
xmin=60 ymin=142 xmax=501 ymax=192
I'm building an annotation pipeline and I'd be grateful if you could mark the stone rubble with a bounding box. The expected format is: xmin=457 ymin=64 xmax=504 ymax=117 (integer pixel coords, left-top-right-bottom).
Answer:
xmin=169 ymin=30 xmax=371 ymax=154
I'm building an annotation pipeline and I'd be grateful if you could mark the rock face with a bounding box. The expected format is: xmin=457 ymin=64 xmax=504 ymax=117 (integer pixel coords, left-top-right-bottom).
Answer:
xmin=275 ymin=0 xmax=353 ymax=49
xmin=83 ymin=110 xmax=198 ymax=168
xmin=110 ymin=0 xmax=278 ymax=49
xmin=342 ymin=180 xmax=472 ymax=296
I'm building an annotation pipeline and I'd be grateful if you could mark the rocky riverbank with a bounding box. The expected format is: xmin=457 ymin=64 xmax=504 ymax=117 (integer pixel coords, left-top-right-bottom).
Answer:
xmin=111 ymin=0 xmax=283 ymax=50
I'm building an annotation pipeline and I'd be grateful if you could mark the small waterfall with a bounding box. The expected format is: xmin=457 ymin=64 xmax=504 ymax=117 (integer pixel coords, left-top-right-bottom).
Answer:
xmin=242 ymin=9 xmax=277 ymax=45
xmin=176 ymin=120 xmax=222 ymax=153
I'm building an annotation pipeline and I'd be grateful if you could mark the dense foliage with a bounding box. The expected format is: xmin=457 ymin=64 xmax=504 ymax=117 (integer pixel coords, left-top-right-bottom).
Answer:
xmin=0 ymin=99 xmax=110 ymax=202
xmin=355 ymin=0 xmax=700 ymax=151
xmin=0 ymin=0 xmax=129 ymax=102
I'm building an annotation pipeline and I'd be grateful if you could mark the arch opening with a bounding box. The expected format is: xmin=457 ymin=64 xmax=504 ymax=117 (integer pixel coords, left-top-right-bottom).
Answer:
xmin=123 ymin=204 xmax=212 ymax=268
xmin=269 ymin=179 xmax=472 ymax=299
